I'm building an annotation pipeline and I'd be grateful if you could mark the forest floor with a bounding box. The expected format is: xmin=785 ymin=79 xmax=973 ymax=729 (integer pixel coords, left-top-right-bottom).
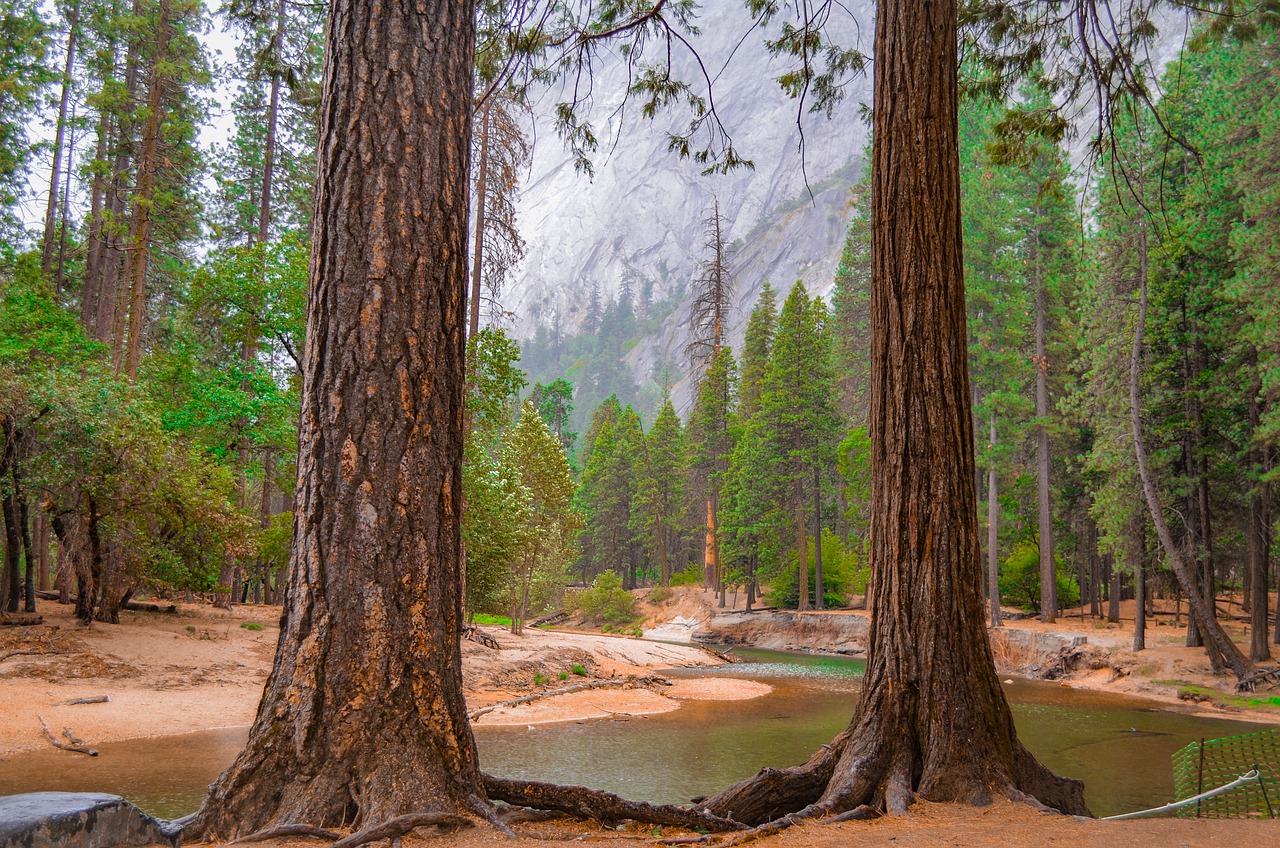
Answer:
xmin=0 ymin=598 xmax=764 ymax=755
xmin=633 ymin=586 xmax=1280 ymax=724
xmin=297 ymin=799 xmax=1280 ymax=848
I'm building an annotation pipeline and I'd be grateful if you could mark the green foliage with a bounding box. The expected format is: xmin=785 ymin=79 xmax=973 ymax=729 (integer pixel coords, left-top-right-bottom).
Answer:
xmin=240 ymin=622 xmax=264 ymax=631
xmin=766 ymin=530 xmax=861 ymax=609
xmin=572 ymin=570 xmax=637 ymax=625
xmin=998 ymin=541 xmax=1080 ymax=613
xmin=571 ymin=663 xmax=588 ymax=677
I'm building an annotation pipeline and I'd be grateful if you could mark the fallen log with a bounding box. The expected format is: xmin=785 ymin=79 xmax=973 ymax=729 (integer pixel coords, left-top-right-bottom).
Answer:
xmin=694 ymin=642 xmax=738 ymax=664
xmin=482 ymin=774 xmax=748 ymax=833
xmin=37 ymin=715 xmax=97 ymax=756
xmin=123 ymin=600 xmax=177 ymax=613
xmin=35 ymin=589 xmax=61 ymax=601
xmin=53 ymin=696 xmax=110 ymax=706
xmin=468 ymin=675 xmax=668 ymax=721
xmin=0 ymin=612 xmax=43 ymax=627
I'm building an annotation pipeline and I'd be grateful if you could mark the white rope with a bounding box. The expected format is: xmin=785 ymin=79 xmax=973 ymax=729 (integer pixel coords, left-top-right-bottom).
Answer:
xmin=1101 ymin=769 xmax=1262 ymax=821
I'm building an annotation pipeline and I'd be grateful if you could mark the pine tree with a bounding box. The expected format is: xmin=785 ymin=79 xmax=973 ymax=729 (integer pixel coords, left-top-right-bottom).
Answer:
xmin=738 ymin=280 xmax=777 ymax=421
xmin=687 ymin=347 xmax=736 ymax=600
xmin=638 ymin=398 xmax=684 ymax=586
xmin=757 ymin=282 xmax=841 ymax=610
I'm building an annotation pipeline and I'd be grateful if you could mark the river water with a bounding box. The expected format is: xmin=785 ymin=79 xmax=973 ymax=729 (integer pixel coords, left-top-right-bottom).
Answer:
xmin=1 ymin=647 xmax=1274 ymax=819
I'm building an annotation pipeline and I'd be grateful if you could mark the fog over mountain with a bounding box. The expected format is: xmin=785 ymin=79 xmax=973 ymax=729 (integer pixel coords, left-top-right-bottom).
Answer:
xmin=507 ymin=2 xmax=875 ymax=414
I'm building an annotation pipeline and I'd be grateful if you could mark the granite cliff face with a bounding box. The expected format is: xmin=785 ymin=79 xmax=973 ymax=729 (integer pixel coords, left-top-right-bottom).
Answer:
xmin=507 ymin=2 xmax=875 ymax=411
xmin=506 ymin=4 xmax=1194 ymax=415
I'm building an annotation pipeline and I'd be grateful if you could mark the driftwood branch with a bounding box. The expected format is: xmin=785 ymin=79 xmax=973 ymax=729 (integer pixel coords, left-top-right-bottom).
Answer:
xmin=482 ymin=774 xmax=748 ymax=832
xmin=0 ymin=648 xmax=59 ymax=662
xmin=37 ymin=714 xmax=97 ymax=756
xmin=53 ymin=695 xmax=110 ymax=706
xmin=469 ymin=675 xmax=668 ymax=721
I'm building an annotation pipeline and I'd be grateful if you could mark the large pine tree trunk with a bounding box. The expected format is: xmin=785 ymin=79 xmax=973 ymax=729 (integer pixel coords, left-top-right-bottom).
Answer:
xmin=191 ymin=0 xmax=482 ymax=837
xmin=1247 ymin=369 xmax=1271 ymax=662
xmin=118 ymin=0 xmax=173 ymax=381
xmin=987 ymin=415 xmax=1002 ymax=627
xmin=704 ymin=2 xmax=1085 ymax=822
xmin=1035 ymin=282 xmax=1057 ymax=622
xmin=41 ymin=2 xmax=79 ymax=282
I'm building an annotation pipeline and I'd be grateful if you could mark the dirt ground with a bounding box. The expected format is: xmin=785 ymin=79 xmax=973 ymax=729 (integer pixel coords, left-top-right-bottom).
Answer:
xmin=201 ymin=799 xmax=1280 ymax=848
xmin=0 ymin=599 xmax=759 ymax=754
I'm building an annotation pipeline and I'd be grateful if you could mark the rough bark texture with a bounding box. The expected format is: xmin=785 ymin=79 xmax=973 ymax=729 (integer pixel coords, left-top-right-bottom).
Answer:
xmin=704 ymin=1 xmax=1087 ymax=822
xmin=482 ymin=775 xmax=746 ymax=833
xmin=191 ymin=0 xmax=481 ymax=837
xmin=987 ymin=415 xmax=1001 ymax=627
xmin=1035 ymin=284 xmax=1057 ymax=623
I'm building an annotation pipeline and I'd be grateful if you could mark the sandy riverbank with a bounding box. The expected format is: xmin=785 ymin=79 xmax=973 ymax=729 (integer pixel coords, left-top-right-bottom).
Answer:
xmin=639 ymin=586 xmax=1280 ymax=724
xmin=0 ymin=599 xmax=766 ymax=755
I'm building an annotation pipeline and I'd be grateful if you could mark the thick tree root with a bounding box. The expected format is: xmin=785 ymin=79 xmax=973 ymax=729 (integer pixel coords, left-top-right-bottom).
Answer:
xmin=464 ymin=793 xmax=517 ymax=838
xmin=698 ymin=731 xmax=849 ymax=825
xmin=222 ymin=813 xmax=469 ymax=847
xmin=228 ymin=824 xmax=343 ymax=844
xmin=481 ymin=774 xmax=748 ymax=832
xmin=329 ymin=813 xmax=469 ymax=848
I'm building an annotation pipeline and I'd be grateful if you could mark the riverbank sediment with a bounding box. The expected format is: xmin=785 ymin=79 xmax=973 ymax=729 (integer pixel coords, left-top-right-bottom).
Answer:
xmin=639 ymin=586 xmax=1280 ymax=723
xmin=0 ymin=599 xmax=763 ymax=755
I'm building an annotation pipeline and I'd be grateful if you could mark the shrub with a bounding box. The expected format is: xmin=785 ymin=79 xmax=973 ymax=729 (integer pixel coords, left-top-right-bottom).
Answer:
xmin=573 ymin=571 xmax=637 ymax=625
xmin=571 ymin=663 xmax=588 ymax=676
xmin=240 ymin=622 xmax=264 ymax=631
xmin=648 ymin=586 xmax=673 ymax=604
xmin=998 ymin=540 xmax=1080 ymax=613
xmin=670 ymin=563 xmax=701 ymax=587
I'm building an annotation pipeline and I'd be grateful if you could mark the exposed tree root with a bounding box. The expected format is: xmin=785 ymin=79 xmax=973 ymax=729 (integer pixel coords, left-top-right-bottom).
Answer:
xmin=228 ymin=824 xmax=343 ymax=844
xmin=328 ymin=813 xmax=470 ymax=848
xmin=697 ymin=731 xmax=849 ymax=824
xmin=464 ymin=793 xmax=517 ymax=838
xmin=481 ymin=774 xmax=748 ymax=832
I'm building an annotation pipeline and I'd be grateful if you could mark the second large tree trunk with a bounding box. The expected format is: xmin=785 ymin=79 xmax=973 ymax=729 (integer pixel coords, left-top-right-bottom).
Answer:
xmin=704 ymin=1 xmax=1085 ymax=822
xmin=191 ymin=0 xmax=482 ymax=837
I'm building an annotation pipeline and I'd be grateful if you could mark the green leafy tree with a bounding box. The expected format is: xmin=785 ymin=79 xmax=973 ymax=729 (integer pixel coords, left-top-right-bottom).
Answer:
xmin=504 ymin=400 xmax=576 ymax=633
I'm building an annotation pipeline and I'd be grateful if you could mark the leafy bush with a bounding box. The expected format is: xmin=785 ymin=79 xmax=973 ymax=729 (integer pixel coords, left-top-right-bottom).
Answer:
xmin=571 ymin=663 xmax=588 ymax=676
xmin=998 ymin=540 xmax=1079 ymax=613
xmin=767 ymin=530 xmax=861 ymax=609
xmin=670 ymin=562 xmax=702 ymax=587
xmin=573 ymin=571 xmax=637 ymax=624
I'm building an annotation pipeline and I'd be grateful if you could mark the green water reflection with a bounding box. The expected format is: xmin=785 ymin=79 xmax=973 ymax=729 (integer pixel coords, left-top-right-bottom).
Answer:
xmin=477 ymin=648 xmax=1277 ymax=818
xmin=0 ymin=647 xmax=1274 ymax=819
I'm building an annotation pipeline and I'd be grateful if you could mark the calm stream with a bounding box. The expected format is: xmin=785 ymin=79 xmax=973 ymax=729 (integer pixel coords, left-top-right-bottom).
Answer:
xmin=2 ymin=647 xmax=1274 ymax=819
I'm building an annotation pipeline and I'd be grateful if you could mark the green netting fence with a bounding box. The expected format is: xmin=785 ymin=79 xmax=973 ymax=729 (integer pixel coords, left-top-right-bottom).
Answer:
xmin=1171 ymin=729 xmax=1279 ymax=818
